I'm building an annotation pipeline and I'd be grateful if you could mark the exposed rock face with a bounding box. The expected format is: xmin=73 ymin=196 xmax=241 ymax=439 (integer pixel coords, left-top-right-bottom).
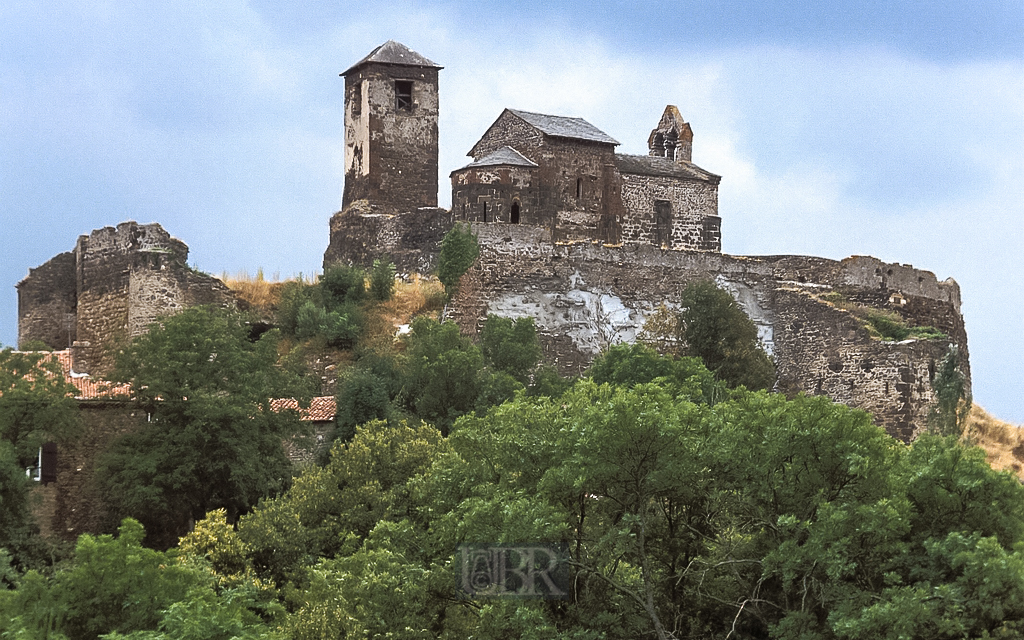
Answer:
xmin=17 ymin=221 xmax=234 ymax=375
xmin=444 ymin=224 xmax=967 ymax=442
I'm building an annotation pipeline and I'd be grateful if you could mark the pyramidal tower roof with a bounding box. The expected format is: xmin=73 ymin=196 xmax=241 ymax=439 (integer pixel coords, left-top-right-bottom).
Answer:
xmin=342 ymin=40 xmax=442 ymax=76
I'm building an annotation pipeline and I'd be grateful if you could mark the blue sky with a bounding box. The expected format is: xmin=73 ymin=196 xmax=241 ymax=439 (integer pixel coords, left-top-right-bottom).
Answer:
xmin=2 ymin=1 xmax=1022 ymax=421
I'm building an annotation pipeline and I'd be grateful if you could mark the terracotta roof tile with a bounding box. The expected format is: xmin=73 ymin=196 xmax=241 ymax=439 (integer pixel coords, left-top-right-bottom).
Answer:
xmin=270 ymin=396 xmax=337 ymax=422
xmin=18 ymin=350 xmax=132 ymax=400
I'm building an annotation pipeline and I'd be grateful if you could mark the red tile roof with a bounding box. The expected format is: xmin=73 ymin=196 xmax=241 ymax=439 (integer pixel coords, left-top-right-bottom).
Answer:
xmin=17 ymin=350 xmax=132 ymax=401
xmin=269 ymin=396 xmax=337 ymax=422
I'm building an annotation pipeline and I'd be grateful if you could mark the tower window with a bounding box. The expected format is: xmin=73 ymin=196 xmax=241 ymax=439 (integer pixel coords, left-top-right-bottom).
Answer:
xmin=395 ymin=80 xmax=413 ymax=111
xmin=352 ymin=81 xmax=362 ymax=116
xmin=576 ymin=177 xmax=583 ymax=199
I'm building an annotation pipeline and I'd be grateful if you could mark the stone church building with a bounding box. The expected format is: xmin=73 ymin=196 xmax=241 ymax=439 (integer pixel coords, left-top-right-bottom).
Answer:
xmin=452 ymin=106 xmax=721 ymax=250
xmin=335 ymin=40 xmax=721 ymax=252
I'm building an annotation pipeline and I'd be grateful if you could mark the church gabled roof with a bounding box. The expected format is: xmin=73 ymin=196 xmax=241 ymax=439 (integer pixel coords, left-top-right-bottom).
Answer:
xmin=507 ymin=109 xmax=619 ymax=145
xmin=342 ymin=40 xmax=442 ymax=76
xmin=455 ymin=146 xmax=539 ymax=172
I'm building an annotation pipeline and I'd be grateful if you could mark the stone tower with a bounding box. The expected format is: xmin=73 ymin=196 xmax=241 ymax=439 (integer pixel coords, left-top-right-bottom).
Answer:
xmin=341 ymin=40 xmax=442 ymax=213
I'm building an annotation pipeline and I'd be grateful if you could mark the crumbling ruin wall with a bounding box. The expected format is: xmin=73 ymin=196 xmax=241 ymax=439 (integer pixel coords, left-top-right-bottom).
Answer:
xmin=323 ymin=202 xmax=453 ymax=274
xmin=18 ymin=222 xmax=234 ymax=376
xmin=17 ymin=251 xmax=77 ymax=349
xmin=447 ymin=224 xmax=967 ymax=441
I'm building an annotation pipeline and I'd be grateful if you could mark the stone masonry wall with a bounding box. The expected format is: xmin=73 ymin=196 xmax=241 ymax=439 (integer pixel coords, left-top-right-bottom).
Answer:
xmin=451 ymin=165 xmax=540 ymax=224
xmin=619 ymin=173 xmax=720 ymax=250
xmin=324 ymin=203 xmax=453 ymax=274
xmin=16 ymin=250 xmax=77 ymax=349
xmin=448 ymin=223 xmax=967 ymax=441
xmin=52 ymin=401 xmax=146 ymax=539
xmin=343 ymin=62 xmax=440 ymax=213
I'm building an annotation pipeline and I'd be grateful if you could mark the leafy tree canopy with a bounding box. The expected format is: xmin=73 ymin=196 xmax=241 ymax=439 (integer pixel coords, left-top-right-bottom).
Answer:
xmin=0 ymin=518 xmax=282 ymax=640
xmin=100 ymin=307 xmax=311 ymax=547
xmin=479 ymin=315 xmax=542 ymax=384
xmin=0 ymin=348 xmax=78 ymax=468
xmin=437 ymin=223 xmax=479 ymax=298
xmin=401 ymin=317 xmax=483 ymax=434
xmin=677 ymin=280 xmax=776 ymax=390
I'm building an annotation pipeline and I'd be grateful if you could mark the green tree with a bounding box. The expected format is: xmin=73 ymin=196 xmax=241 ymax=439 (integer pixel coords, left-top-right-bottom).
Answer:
xmin=369 ymin=259 xmax=397 ymax=302
xmin=437 ymin=223 xmax=479 ymax=299
xmin=479 ymin=315 xmax=542 ymax=384
xmin=677 ymin=280 xmax=776 ymax=390
xmin=0 ymin=518 xmax=284 ymax=640
xmin=320 ymin=264 xmax=365 ymax=310
xmin=0 ymin=441 xmax=35 ymax=571
xmin=586 ymin=341 xmax=725 ymax=403
xmin=275 ymin=278 xmax=321 ymax=336
xmin=100 ymin=307 xmax=310 ymax=548
xmin=402 ymin=317 xmax=483 ymax=433
xmin=294 ymin=300 xmax=360 ymax=348
xmin=332 ymin=368 xmax=392 ymax=444
xmin=0 ymin=348 xmax=78 ymax=469
xmin=238 ymin=420 xmax=447 ymax=587
xmin=0 ymin=348 xmax=78 ymax=571
xmin=929 ymin=345 xmax=971 ymax=437
xmin=0 ymin=519 xmax=200 ymax=639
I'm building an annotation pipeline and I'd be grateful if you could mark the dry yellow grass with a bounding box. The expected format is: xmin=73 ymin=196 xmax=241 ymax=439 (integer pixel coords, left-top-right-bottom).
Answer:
xmin=358 ymin=274 xmax=445 ymax=352
xmin=964 ymin=404 xmax=1024 ymax=480
xmin=221 ymin=270 xmax=291 ymax=315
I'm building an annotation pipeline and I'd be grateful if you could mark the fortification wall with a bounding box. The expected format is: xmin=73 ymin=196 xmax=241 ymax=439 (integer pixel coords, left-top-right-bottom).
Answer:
xmin=324 ymin=203 xmax=452 ymax=274
xmin=52 ymin=401 xmax=145 ymax=539
xmin=447 ymin=223 xmax=967 ymax=441
xmin=17 ymin=251 xmax=77 ymax=349
xmin=18 ymin=222 xmax=234 ymax=376
xmin=619 ymin=174 xmax=720 ymax=250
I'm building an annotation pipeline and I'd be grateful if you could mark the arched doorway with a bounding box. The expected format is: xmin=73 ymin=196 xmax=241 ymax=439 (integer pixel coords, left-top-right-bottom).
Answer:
xmin=510 ymin=201 xmax=521 ymax=224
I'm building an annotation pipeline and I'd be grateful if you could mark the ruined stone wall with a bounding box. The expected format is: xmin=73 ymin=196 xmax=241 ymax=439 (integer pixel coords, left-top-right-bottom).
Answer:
xmin=324 ymin=203 xmax=453 ymax=274
xmin=16 ymin=251 xmax=77 ymax=349
xmin=343 ymin=62 xmax=440 ymax=213
xmin=619 ymin=173 xmax=720 ymax=250
xmin=18 ymin=222 xmax=234 ymax=376
xmin=448 ymin=224 xmax=967 ymax=440
xmin=451 ymin=165 xmax=540 ymax=224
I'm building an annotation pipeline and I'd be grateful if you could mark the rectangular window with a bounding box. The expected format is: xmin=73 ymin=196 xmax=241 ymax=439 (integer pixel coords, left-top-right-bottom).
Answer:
xmin=655 ymin=200 xmax=672 ymax=247
xmin=395 ymin=80 xmax=413 ymax=111
xmin=352 ymin=81 xmax=362 ymax=116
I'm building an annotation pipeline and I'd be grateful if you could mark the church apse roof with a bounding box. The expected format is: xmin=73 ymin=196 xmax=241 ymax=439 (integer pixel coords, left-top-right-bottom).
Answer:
xmin=342 ymin=40 xmax=442 ymax=76
xmin=454 ymin=146 xmax=538 ymax=172
xmin=615 ymin=154 xmax=721 ymax=184
xmin=508 ymin=109 xmax=620 ymax=145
